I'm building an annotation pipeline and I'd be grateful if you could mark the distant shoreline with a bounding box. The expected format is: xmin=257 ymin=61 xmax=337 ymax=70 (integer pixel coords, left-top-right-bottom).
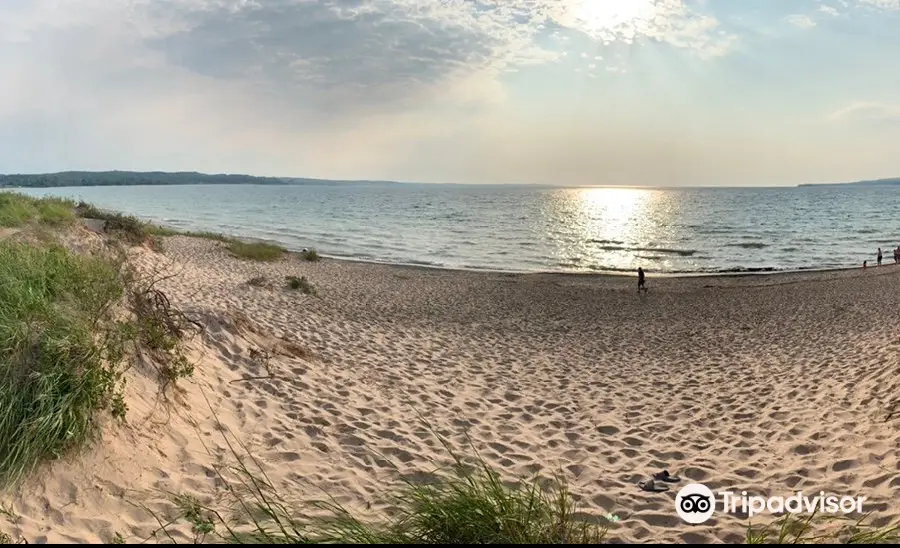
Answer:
xmin=2 ymin=169 xmax=900 ymax=188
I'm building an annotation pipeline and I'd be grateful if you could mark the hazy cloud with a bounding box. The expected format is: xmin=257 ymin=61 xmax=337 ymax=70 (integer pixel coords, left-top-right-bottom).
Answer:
xmin=3 ymin=0 xmax=738 ymax=119
xmin=829 ymin=101 xmax=900 ymax=122
xmin=857 ymin=0 xmax=900 ymax=10
xmin=785 ymin=14 xmax=817 ymax=28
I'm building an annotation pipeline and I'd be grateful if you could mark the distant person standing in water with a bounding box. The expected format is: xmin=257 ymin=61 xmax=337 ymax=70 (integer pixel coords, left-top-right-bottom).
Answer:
xmin=637 ymin=267 xmax=647 ymax=293
xmin=877 ymin=248 xmax=883 ymax=266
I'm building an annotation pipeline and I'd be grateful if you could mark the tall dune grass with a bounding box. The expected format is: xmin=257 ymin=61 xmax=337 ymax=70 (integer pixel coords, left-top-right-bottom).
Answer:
xmin=0 ymin=192 xmax=76 ymax=227
xmin=0 ymin=241 xmax=127 ymax=486
xmin=746 ymin=511 xmax=900 ymax=544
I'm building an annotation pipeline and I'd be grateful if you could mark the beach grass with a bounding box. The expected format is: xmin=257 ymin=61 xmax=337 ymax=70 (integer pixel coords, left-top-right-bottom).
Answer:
xmin=161 ymin=456 xmax=608 ymax=544
xmin=73 ymin=201 xmax=234 ymax=250
xmin=0 ymin=193 xmax=201 ymax=489
xmin=102 ymin=213 xmax=154 ymax=246
xmin=147 ymin=225 xmax=236 ymax=244
xmin=286 ymin=275 xmax=316 ymax=295
xmin=247 ymin=276 xmax=267 ymax=287
xmin=33 ymin=198 xmax=77 ymax=226
xmin=148 ymin=409 xmax=608 ymax=545
xmin=73 ymin=202 xmax=155 ymax=246
xmin=746 ymin=512 xmax=900 ymax=544
xmin=0 ymin=240 xmax=128 ymax=487
xmin=71 ymin=198 xmax=309 ymax=262
xmin=0 ymin=193 xmax=77 ymax=227
xmin=301 ymin=248 xmax=320 ymax=262
xmin=228 ymin=241 xmax=286 ymax=262
xmin=182 ymin=230 xmax=236 ymax=243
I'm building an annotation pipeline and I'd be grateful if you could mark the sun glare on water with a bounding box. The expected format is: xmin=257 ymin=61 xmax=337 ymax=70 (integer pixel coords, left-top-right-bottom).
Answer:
xmin=578 ymin=187 xmax=652 ymax=241
xmin=546 ymin=187 xmax=677 ymax=273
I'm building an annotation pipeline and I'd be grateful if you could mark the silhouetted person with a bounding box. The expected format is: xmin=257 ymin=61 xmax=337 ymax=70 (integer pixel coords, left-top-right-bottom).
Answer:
xmin=863 ymin=260 xmax=867 ymax=270
xmin=877 ymin=248 xmax=882 ymax=266
xmin=637 ymin=267 xmax=647 ymax=293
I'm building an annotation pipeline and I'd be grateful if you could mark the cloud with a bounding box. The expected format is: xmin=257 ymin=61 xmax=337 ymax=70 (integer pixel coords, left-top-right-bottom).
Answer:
xmin=1 ymin=0 xmax=738 ymax=122
xmin=785 ymin=14 xmax=817 ymax=28
xmin=829 ymin=101 xmax=900 ymax=122
xmin=819 ymin=5 xmax=841 ymax=15
xmin=857 ymin=0 xmax=900 ymax=10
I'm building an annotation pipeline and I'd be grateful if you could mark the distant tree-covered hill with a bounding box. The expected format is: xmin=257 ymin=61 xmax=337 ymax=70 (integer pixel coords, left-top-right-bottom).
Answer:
xmin=799 ymin=177 xmax=900 ymax=187
xmin=0 ymin=171 xmax=296 ymax=188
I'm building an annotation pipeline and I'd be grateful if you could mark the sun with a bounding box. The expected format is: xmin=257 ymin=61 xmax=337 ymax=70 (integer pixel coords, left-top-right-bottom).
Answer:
xmin=568 ymin=0 xmax=657 ymax=38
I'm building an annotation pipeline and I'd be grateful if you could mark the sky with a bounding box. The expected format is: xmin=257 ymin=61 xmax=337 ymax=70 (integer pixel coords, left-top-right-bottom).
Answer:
xmin=1 ymin=0 xmax=899 ymax=187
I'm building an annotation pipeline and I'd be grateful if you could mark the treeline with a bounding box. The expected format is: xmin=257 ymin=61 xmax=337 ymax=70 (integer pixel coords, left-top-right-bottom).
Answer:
xmin=0 ymin=171 xmax=290 ymax=188
xmin=799 ymin=177 xmax=900 ymax=187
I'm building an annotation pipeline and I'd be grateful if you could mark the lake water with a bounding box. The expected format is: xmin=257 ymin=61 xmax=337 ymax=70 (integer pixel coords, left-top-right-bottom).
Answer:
xmin=18 ymin=184 xmax=900 ymax=274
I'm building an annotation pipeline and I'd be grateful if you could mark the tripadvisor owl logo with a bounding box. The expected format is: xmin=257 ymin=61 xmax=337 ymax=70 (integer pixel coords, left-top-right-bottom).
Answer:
xmin=675 ymin=483 xmax=716 ymax=524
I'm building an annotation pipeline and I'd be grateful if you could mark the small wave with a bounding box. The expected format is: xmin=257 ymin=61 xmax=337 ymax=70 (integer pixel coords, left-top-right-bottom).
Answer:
xmin=636 ymin=255 xmax=671 ymax=261
xmin=781 ymin=247 xmax=800 ymax=252
xmin=586 ymin=264 xmax=636 ymax=273
xmin=588 ymin=239 xmax=624 ymax=245
xmin=696 ymin=228 xmax=737 ymax=235
xmin=648 ymin=247 xmax=698 ymax=257
xmin=406 ymin=259 xmax=440 ymax=267
xmin=595 ymin=245 xmax=697 ymax=257
xmin=716 ymin=266 xmax=777 ymax=273
xmin=726 ymin=242 xmax=769 ymax=249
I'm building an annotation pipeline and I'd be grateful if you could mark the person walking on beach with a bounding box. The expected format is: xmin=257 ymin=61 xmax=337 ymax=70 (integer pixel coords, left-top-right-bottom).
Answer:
xmin=637 ymin=267 xmax=647 ymax=293
xmin=877 ymin=248 xmax=883 ymax=266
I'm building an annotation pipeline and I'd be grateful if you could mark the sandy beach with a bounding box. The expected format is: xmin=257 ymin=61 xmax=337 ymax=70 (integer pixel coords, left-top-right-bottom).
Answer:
xmin=3 ymin=233 xmax=899 ymax=543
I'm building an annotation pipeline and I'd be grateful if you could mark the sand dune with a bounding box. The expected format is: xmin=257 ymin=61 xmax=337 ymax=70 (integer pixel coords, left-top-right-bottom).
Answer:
xmin=2 ymin=235 xmax=899 ymax=543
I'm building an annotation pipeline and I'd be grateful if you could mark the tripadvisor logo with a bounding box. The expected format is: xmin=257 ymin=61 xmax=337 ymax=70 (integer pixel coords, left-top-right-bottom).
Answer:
xmin=675 ymin=483 xmax=867 ymax=524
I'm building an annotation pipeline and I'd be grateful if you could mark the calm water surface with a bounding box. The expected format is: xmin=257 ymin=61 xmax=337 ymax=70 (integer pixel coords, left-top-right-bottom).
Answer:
xmin=19 ymin=184 xmax=900 ymax=274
